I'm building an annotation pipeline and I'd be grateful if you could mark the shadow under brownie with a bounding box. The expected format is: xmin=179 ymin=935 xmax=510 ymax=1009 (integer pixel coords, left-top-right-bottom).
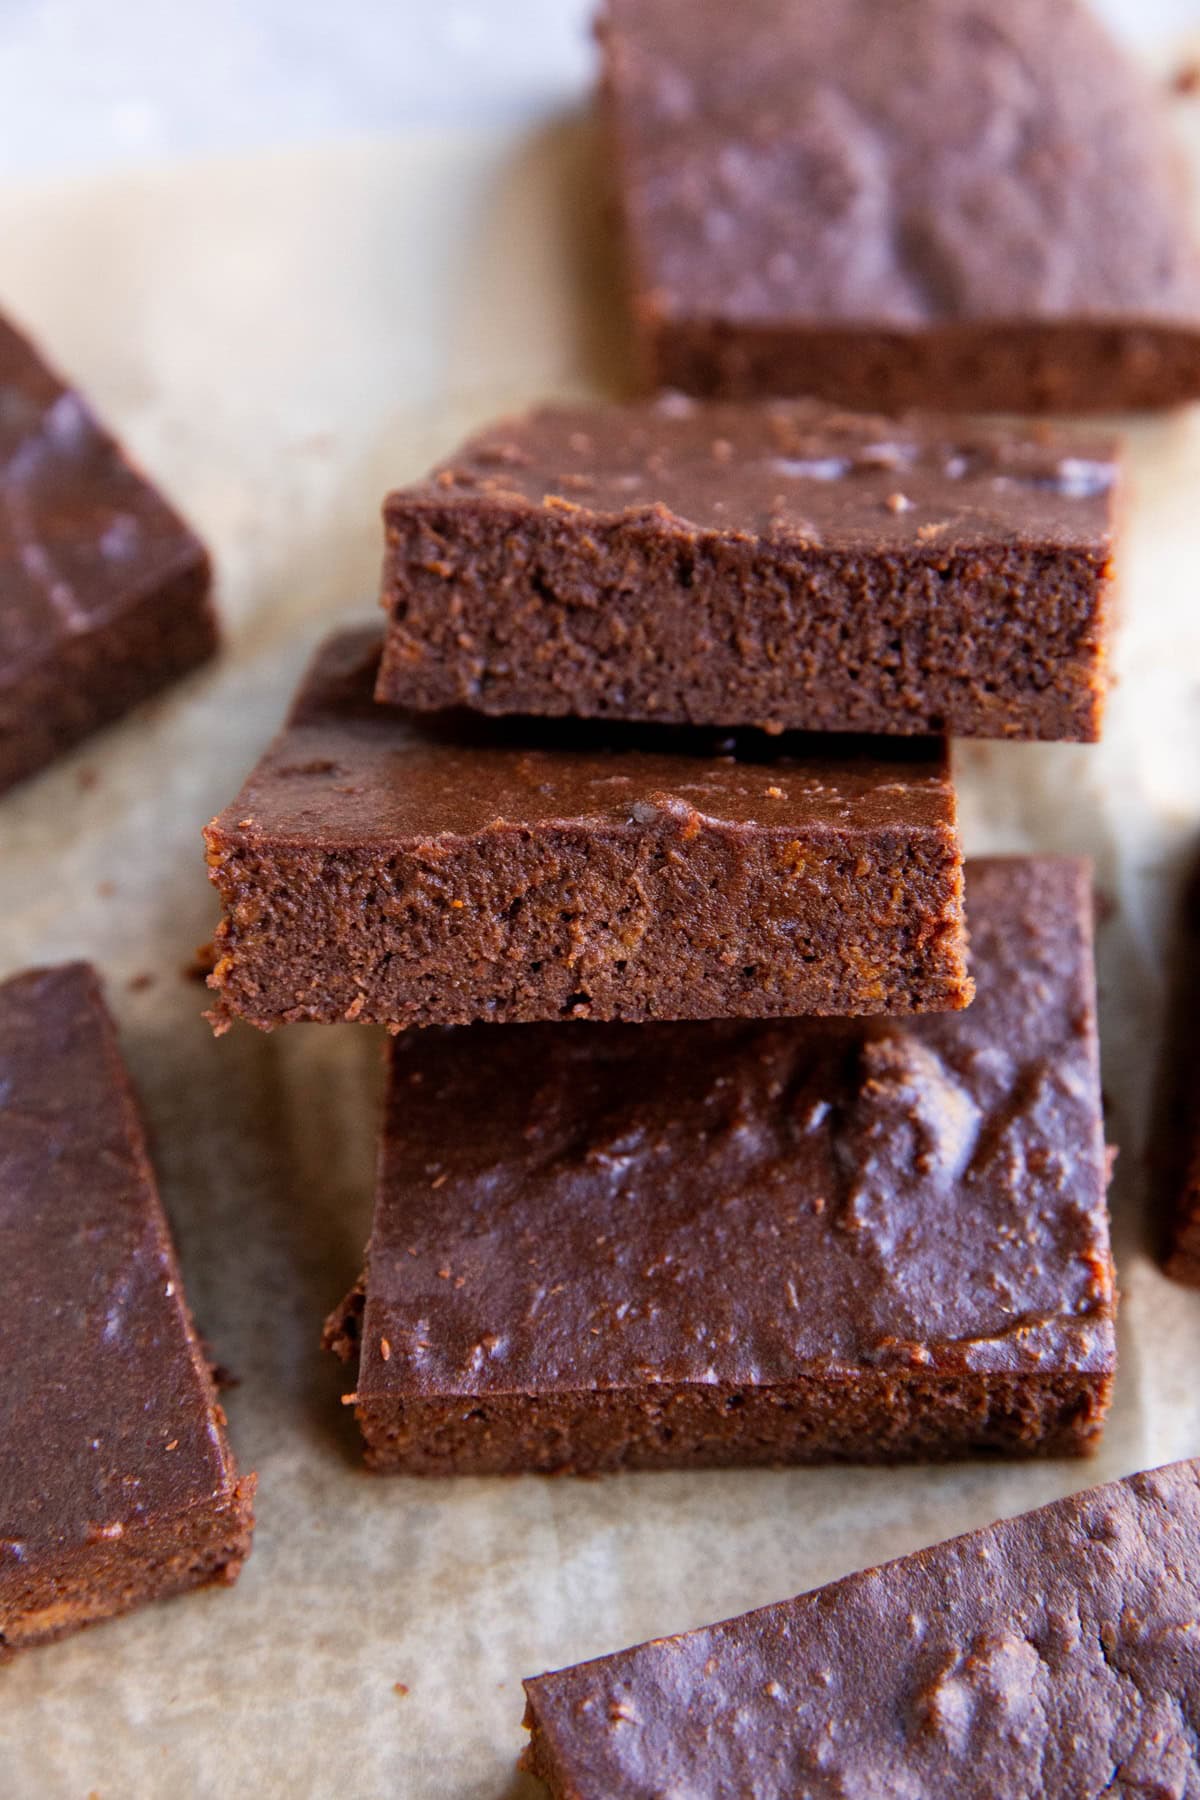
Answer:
xmin=326 ymin=857 xmax=1114 ymax=1475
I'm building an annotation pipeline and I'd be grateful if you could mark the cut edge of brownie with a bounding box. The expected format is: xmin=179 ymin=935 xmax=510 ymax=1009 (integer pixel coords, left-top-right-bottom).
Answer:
xmin=323 ymin=1276 xmax=1113 ymax=1478
xmin=0 ymin=1477 xmax=256 ymax=1660
xmin=323 ymin=1372 xmax=1113 ymax=1478
xmin=628 ymin=316 xmax=1200 ymax=416
xmin=1151 ymin=845 xmax=1200 ymax=1286
xmin=205 ymin=821 xmax=972 ymax=1032
xmin=377 ymin=486 xmax=1114 ymax=740
xmin=0 ymin=552 xmax=217 ymax=795
xmin=204 ymin=629 xmax=971 ymax=1032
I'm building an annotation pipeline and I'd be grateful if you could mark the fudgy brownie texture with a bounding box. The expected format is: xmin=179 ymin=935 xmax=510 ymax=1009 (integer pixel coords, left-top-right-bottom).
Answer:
xmin=597 ymin=0 xmax=1200 ymax=413
xmin=522 ymin=1458 xmax=1200 ymax=1797
xmin=0 ymin=314 xmax=217 ymax=795
xmin=205 ymin=628 xmax=969 ymax=1031
xmin=325 ymin=859 xmax=1114 ymax=1476
xmin=378 ymin=397 xmax=1118 ymax=739
xmin=0 ymin=964 xmax=253 ymax=1656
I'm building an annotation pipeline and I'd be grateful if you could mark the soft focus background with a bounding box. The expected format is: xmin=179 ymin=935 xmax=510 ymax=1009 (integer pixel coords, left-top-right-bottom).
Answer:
xmin=2 ymin=3 xmax=1200 ymax=1798
xmin=0 ymin=0 xmax=1192 ymax=174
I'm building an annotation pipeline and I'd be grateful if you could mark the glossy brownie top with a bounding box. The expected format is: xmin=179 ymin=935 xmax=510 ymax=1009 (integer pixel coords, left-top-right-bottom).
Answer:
xmin=209 ymin=627 xmax=958 ymax=847
xmin=392 ymin=396 xmax=1119 ymax=553
xmin=0 ymin=313 xmax=207 ymax=677
xmin=0 ymin=963 xmax=237 ymax=1555
xmin=354 ymin=857 xmax=1114 ymax=1403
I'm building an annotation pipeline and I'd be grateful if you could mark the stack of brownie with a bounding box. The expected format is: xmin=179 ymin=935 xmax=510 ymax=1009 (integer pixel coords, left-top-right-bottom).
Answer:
xmin=201 ymin=385 xmax=1121 ymax=1478
xmin=203 ymin=0 xmax=1152 ymax=1493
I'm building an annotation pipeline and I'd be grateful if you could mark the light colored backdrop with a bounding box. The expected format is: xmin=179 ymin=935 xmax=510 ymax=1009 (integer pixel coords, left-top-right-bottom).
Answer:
xmin=0 ymin=0 xmax=1193 ymax=176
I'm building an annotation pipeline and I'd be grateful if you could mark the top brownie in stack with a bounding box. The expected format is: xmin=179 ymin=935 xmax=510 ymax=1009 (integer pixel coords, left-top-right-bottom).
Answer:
xmin=596 ymin=0 xmax=1200 ymax=411
xmin=377 ymin=396 xmax=1118 ymax=740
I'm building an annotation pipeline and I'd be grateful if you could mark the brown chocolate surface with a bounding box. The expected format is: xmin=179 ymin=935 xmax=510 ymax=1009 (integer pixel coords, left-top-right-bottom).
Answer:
xmin=598 ymin=0 xmax=1200 ymax=412
xmin=326 ymin=858 xmax=1114 ymax=1475
xmin=205 ymin=627 xmax=969 ymax=1030
xmin=0 ymin=963 xmax=253 ymax=1655
xmin=523 ymin=1459 xmax=1200 ymax=1797
xmin=379 ymin=398 xmax=1118 ymax=738
xmin=1158 ymin=847 xmax=1200 ymax=1286
xmin=0 ymin=313 xmax=217 ymax=795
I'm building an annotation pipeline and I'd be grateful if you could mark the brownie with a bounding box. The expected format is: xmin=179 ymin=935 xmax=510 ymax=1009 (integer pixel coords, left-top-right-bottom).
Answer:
xmin=378 ymin=397 xmax=1118 ymax=740
xmin=597 ymin=0 xmax=1200 ymax=413
xmin=1158 ymin=848 xmax=1200 ymax=1285
xmin=0 ymin=313 xmax=217 ymax=796
xmin=522 ymin=1458 xmax=1200 ymax=1797
xmin=1163 ymin=1157 xmax=1200 ymax=1288
xmin=324 ymin=858 xmax=1114 ymax=1476
xmin=204 ymin=628 xmax=970 ymax=1031
xmin=0 ymin=964 xmax=253 ymax=1656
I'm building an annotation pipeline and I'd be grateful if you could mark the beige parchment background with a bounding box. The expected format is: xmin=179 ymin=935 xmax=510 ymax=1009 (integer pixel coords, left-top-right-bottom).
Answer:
xmin=3 ymin=34 xmax=1200 ymax=1798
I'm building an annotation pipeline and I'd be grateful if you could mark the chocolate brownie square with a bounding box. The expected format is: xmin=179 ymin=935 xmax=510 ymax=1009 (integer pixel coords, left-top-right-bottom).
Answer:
xmin=598 ymin=0 xmax=1200 ymax=411
xmin=0 ymin=314 xmax=216 ymax=794
xmin=327 ymin=858 xmax=1113 ymax=1475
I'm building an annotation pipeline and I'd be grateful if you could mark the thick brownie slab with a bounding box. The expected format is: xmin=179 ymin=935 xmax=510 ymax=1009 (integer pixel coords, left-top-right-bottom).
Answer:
xmin=598 ymin=0 xmax=1200 ymax=413
xmin=522 ymin=1459 xmax=1200 ymax=1797
xmin=325 ymin=858 xmax=1113 ymax=1475
xmin=378 ymin=398 xmax=1118 ymax=739
xmin=0 ymin=964 xmax=253 ymax=1656
xmin=0 ymin=314 xmax=216 ymax=795
xmin=205 ymin=628 xmax=969 ymax=1030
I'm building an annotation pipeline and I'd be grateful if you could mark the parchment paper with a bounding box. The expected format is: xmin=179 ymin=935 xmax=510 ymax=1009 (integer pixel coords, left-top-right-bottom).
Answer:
xmin=3 ymin=34 xmax=1200 ymax=1797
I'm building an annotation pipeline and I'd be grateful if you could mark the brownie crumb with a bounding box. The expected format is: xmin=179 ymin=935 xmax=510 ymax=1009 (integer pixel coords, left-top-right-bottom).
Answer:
xmin=1093 ymin=884 xmax=1117 ymax=927
xmin=184 ymin=942 xmax=218 ymax=984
